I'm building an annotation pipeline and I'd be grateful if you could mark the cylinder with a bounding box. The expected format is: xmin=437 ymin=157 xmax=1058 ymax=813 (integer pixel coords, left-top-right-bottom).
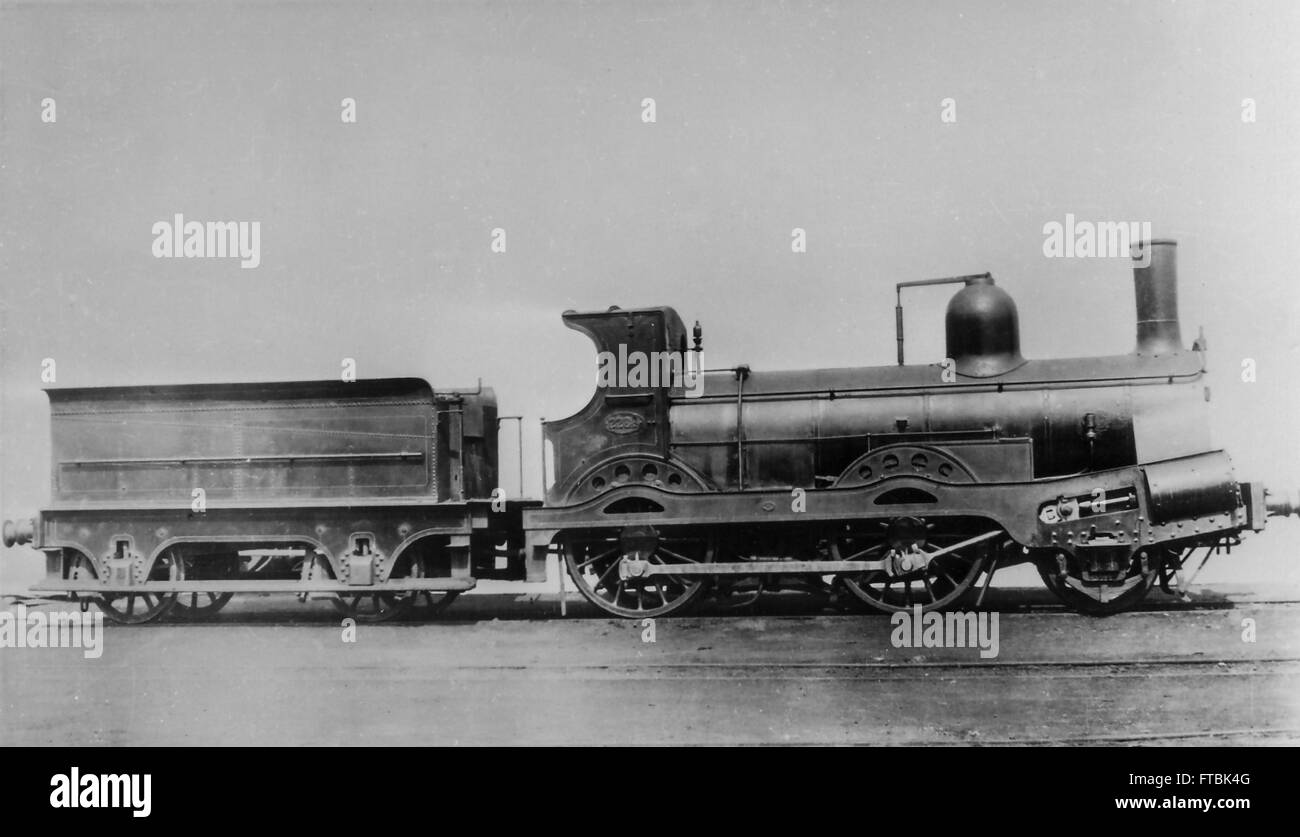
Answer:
xmin=1133 ymin=239 xmax=1182 ymax=355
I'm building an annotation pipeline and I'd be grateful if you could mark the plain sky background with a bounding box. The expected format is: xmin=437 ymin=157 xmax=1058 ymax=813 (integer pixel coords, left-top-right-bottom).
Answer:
xmin=3 ymin=0 xmax=1299 ymax=590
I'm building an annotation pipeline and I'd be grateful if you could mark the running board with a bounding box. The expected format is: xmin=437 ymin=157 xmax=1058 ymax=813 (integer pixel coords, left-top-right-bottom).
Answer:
xmin=31 ymin=578 xmax=477 ymax=595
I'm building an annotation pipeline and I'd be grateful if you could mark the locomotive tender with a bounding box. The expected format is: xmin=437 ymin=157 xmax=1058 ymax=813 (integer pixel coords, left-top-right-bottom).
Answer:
xmin=2 ymin=379 xmax=528 ymax=623
xmin=4 ymin=239 xmax=1295 ymax=621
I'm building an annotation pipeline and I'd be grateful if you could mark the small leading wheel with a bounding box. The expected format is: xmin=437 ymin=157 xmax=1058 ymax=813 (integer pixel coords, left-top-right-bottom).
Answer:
xmin=332 ymin=551 xmax=425 ymax=623
xmin=1036 ymin=549 xmax=1161 ymax=616
xmin=833 ymin=525 xmax=992 ymax=614
xmin=94 ymin=550 xmax=184 ymax=625
xmin=171 ymin=553 xmax=237 ymax=620
xmin=562 ymin=527 xmax=713 ymax=618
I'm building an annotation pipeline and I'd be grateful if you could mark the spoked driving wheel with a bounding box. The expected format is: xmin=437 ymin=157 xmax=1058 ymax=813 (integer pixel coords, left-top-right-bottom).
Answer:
xmin=561 ymin=526 xmax=713 ymax=618
xmin=95 ymin=550 xmax=184 ymax=624
xmin=833 ymin=520 xmax=994 ymax=614
xmin=331 ymin=550 xmax=426 ymax=623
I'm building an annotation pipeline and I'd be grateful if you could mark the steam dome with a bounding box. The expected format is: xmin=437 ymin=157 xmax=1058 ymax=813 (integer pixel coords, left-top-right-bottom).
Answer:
xmin=944 ymin=276 xmax=1026 ymax=377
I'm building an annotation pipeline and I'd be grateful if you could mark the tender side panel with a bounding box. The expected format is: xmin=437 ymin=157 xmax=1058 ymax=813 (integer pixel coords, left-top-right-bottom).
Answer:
xmin=48 ymin=378 xmax=438 ymax=502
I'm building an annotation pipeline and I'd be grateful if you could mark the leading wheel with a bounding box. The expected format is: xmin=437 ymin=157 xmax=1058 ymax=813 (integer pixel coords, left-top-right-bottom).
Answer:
xmin=561 ymin=527 xmax=713 ymax=618
xmin=1036 ymin=549 xmax=1161 ymax=616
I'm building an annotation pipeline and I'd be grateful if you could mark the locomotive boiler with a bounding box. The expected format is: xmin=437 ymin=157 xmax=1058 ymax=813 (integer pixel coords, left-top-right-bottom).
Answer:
xmin=523 ymin=240 xmax=1296 ymax=617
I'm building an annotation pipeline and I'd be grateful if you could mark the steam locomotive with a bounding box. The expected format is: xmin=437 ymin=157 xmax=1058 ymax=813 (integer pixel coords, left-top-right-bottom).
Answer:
xmin=4 ymin=239 xmax=1294 ymax=622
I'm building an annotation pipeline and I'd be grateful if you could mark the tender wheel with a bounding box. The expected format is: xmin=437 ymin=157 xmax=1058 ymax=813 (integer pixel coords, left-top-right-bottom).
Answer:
xmin=833 ymin=523 xmax=992 ymax=614
xmin=561 ymin=527 xmax=713 ymax=618
xmin=416 ymin=590 xmax=462 ymax=617
xmin=90 ymin=550 xmax=184 ymax=625
xmin=1036 ymin=549 xmax=1161 ymax=616
xmin=331 ymin=551 xmax=425 ymax=623
xmin=171 ymin=553 xmax=238 ymax=619
xmin=172 ymin=591 xmax=235 ymax=619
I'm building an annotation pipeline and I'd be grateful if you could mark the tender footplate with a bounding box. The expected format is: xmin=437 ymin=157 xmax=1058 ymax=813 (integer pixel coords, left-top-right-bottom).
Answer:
xmin=32 ymin=578 xmax=477 ymax=596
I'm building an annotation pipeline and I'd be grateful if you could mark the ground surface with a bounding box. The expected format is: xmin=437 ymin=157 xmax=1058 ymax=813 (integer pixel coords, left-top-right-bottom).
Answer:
xmin=2 ymin=583 xmax=1297 ymax=746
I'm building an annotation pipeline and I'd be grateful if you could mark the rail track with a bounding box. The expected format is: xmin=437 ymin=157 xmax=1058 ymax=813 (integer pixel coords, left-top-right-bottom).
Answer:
xmin=6 ymin=584 xmax=1297 ymax=624
xmin=3 ymin=596 xmax=1297 ymax=746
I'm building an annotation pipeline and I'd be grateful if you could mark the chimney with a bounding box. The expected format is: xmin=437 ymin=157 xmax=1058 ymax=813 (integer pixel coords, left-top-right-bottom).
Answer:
xmin=1133 ymin=239 xmax=1183 ymax=355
